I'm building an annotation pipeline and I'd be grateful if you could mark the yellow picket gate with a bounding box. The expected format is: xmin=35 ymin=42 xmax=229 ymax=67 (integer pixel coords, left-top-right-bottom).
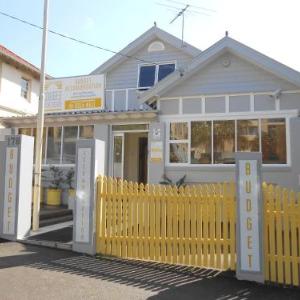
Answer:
xmin=96 ymin=176 xmax=236 ymax=271
xmin=263 ymin=183 xmax=300 ymax=286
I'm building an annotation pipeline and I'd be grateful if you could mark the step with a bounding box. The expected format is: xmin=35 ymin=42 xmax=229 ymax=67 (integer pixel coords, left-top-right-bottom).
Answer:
xmin=40 ymin=215 xmax=73 ymax=227
xmin=40 ymin=207 xmax=73 ymax=221
xmin=19 ymin=238 xmax=73 ymax=251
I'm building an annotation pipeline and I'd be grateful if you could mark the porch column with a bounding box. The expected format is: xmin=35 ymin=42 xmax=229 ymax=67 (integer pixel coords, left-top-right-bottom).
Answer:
xmin=0 ymin=135 xmax=34 ymax=241
xmin=148 ymin=122 xmax=165 ymax=184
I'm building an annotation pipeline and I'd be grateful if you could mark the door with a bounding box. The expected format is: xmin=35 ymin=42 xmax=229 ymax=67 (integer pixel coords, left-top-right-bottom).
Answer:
xmin=138 ymin=137 xmax=148 ymax=184
xmin=113 ymin=133 xmax=124 ymax=179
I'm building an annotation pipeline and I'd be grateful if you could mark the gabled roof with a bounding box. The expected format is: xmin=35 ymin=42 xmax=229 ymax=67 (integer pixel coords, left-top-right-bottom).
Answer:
xmin=139 ymin=36 xmax=300 ymax=104
xmin=0 ymin=44 xmax=42 ymax=79
xmin=91 ymin=26 xmax=201 ymax=75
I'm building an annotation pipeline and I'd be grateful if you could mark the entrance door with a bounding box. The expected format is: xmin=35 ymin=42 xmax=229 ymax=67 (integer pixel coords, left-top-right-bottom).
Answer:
xmin=113 ymin=133 xmax=124 ymax=179
xmin=138 ymin=137 xmax=148 ymax=184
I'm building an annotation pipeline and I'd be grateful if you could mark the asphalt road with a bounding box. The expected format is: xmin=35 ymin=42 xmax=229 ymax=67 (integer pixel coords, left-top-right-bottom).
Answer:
xmin=0 ymin=240 xmax=299 ymax=300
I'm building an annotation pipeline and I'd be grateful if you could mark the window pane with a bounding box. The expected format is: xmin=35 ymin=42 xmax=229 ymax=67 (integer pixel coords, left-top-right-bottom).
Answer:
xmin=262 ymin=118 xmax=286 ymax=164
xmin=62 ymin=126 xmax=78 ymax=164
xmin=213 ymin=120 xmax=235 ymax=164
xmin=191 ymin=121 xmax=212 ymax=164
xmin=170 ymin=143 xmax=188 ymax=163
xmin=46 ymin=127 xmax=62 ymax=164
xmin=79 ymin=125 xmax=94 ymax=138
xmin=237 ymin=120 xmax=259 ymax=152
xmin=158 ymin=64 xmax=175 ymax=81
xmin=138 ymin=65 xmax=156 ymax=88
xmin=19 ymin=128 xmax=32 ymax=136
xmin=170 ymin=122 xmax=188 ymax=140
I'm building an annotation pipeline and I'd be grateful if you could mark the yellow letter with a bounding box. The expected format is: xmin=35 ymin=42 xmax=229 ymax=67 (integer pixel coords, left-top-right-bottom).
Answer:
xmin=248 ymin=255 xmax=253 ymax=269
xmin=246 ymin=199 xmax=252 ymax=212
xmin=245 ymin=180 xmax=251 ymax=193
xmin=247 ymin=236 xmax=253 ymax=249
xmin=247 ymin=217 xmax=252 ymax=230
xmin=245 ymin=162 xmax=251 ymax=176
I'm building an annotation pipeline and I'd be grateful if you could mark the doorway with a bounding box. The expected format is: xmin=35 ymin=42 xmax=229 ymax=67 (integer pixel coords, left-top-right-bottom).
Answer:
xmin=113 ymin=132 xmax=148 ymax=183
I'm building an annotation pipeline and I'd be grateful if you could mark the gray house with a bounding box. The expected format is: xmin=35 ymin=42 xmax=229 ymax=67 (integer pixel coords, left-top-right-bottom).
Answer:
xmin=1 ymin=26 xmax=300 ymax=190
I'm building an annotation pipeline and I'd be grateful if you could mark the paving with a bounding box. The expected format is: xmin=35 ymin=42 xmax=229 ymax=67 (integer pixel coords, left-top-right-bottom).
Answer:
xmin=0 ymin=240 xmax=299 ymax=300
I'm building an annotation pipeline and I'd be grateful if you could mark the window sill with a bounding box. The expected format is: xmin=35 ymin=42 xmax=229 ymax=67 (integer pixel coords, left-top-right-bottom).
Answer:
xmin=165 ymin=164 xmax=292 ymax=172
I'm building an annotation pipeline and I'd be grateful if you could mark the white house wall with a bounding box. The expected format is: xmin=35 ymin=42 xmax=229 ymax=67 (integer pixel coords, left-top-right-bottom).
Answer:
xmin=0 ymin=62 xmax=39 ymax=116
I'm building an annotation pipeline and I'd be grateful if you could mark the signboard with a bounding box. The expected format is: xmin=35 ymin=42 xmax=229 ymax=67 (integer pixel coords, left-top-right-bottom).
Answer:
xmin=150 ymin=141 xmax=163 ymax=163
xmin=235 ymin=152 xmax=264 ymax=283
xmin=45 ymin=74 xmax=104 ymax=112
xmin=75 ymin=147 xmax=91 ymax=243
xmin=3 ymin=147 xmax=18 ymax=235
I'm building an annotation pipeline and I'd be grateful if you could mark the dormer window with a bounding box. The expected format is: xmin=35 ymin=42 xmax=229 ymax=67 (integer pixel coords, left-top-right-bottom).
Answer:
xmin=138 ymin=63 xmax=175 ymax=90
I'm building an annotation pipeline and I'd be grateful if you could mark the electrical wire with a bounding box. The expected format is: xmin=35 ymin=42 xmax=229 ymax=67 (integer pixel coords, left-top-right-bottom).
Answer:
xmin=0 ymin=10 xmax=161 ymax=66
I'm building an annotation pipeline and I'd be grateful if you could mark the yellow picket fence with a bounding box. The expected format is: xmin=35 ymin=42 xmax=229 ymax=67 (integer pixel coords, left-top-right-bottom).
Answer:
xmin=263 ymin=183 xmax=300 ymax=286
xmin=96 ymin=176 xmax=236 ymax=270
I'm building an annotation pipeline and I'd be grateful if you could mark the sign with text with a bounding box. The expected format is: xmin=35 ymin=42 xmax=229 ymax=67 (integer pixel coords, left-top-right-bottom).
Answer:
xmin=3 ymin=147 xmax=18 ymax=235
xmin=45 ymin=74 xmax=104 ymax=112
xmin=235 ymin=152 xmax=264 ymax=283
xmin=75 ymin=147 xmax=91 ymax=243
xmin=150 ymin=141 xmax=163 ymax=163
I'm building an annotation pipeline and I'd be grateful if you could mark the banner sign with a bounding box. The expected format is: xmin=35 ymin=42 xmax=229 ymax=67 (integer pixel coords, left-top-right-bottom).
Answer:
xmin=3 ymin=147 xmax=18 ymax=235
xmin=150 ymin=141 xmax=163 ymax=163
xmin=75 ymin=147 xmax=91 ymax=243
xmin=45 ymin=74 xmax=104 ymax=112
xmin=235 ymin=152 xmax=264 ymax=283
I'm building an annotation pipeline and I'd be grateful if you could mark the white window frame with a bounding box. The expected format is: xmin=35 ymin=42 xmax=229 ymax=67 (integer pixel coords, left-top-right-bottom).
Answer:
xmin=137 ymin=61 xmax=176 ymax=90
xmin=165 ymin=113 xmax=293 ymax=168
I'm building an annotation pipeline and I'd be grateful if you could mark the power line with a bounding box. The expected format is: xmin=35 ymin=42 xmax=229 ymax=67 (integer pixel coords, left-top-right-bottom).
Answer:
xmin=0 ymin=10 xmax=160 ymax=66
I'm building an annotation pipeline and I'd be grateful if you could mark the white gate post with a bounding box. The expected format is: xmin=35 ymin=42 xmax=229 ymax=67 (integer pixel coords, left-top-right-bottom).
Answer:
xmin=73 ymin=139 xmax=105 ymax=255
xmin=235 ymin=152 xmax=264 ymax=283
xmin=0 ymin=135 xmax=34 ymax=241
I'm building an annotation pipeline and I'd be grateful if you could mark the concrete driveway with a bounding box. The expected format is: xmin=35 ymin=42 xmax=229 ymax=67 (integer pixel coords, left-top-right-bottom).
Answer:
xmin=0 ymin=240 xmax=299 ymax=300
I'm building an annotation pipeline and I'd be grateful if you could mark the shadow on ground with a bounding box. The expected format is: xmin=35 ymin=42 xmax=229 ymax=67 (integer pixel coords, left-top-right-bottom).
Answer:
xmin=0 ymin=241 xmax=299 ymax=299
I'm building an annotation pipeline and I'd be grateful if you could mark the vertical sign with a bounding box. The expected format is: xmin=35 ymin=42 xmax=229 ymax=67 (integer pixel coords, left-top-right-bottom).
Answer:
xmin=236 ymin=152 xmax=264 ymax=283
xmin=3 ymin=147 xmax=18 ymax=235
xmin=75 ymin=148 xmax=91 ymax=243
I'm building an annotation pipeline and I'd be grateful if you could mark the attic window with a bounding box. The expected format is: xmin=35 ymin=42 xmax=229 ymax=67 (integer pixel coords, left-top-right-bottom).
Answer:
xmin=138 ymin=63 xmax=175 ymax=89
xmin=148 ymin=41 xmax=165 ymax=52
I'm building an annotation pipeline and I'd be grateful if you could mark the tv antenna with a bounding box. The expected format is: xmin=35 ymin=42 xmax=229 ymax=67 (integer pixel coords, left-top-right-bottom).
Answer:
xmin=156 ymin=0 xmax=215 ymax=46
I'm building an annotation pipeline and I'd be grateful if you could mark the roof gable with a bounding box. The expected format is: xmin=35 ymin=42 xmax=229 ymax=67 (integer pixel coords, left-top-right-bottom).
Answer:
xmin=91 ymin=26 xmax=201 ymax=75
xmin=139 ymin=36 xmax=300 ymax=103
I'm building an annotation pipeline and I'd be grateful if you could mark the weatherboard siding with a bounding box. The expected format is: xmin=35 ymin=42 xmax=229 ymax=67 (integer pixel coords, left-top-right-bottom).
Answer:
xmin=162 ymin=52 xmax=298 ymax=98
xmin=105 ymin=40 xmax=193 ymax=90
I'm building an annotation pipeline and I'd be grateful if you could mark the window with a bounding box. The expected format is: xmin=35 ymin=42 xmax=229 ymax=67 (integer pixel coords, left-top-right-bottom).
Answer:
xmin=169 ymin=122 xmax=188 ymax=163
xmin=168 ymin=118 xmax=287 ymax=165
xmin=138 ymin=63 xmax=175 ymax=89
xmin=79 ymin=125 xmax=94 ymax=138
xmin=62 ymin=126 xmax=78 ymax=164
xmin=21 ymin=78 xmax=30 ymax=99
xmin=191 ymin=121 xmax=212 ymax=164
xmin=262 ymin=118 xmax=286 ymax=164
xmin=46 ymin=127 xmax=62 ymax=164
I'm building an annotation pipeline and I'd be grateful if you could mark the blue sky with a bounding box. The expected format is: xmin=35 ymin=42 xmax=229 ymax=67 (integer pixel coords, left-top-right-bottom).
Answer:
xmin=1 ymin=0 xmax=299 ymax=77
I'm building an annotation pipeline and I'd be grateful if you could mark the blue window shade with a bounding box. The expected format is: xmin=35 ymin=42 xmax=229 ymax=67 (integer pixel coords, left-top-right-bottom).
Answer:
xmin=138 ymin=65 xmax=156 ymax=88
xmin=158 ymin=64 xmax=175 ymax=81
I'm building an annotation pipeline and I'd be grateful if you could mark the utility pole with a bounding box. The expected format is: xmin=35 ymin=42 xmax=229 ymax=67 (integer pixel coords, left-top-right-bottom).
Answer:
xmin=32 ymin=0 xmax=49 ymax=231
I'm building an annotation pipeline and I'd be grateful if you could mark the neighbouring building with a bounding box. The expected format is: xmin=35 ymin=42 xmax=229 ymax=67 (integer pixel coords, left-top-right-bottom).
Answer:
xmin=1 ymin=26 xmax=300 ymax=190
xmin=0 ymin=44 xmax=42 ymax=122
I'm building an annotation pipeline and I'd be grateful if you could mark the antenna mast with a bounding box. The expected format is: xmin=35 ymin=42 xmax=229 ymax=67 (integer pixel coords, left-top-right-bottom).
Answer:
xmin=169 ymin=4 xmax=189 ymax=45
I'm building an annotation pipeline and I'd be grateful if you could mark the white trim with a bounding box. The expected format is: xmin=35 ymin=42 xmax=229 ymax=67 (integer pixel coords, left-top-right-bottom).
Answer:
xmin=250 ymin=93 xmax=255 ymax=112
xmin=201 ymin=96 xmax=205 ymax=114
xmin=225 ymin=95 xmax=229 ymax=114
xmin=159 ymin=109 xmax=298 ymax=121
xmin=179 ymin=97 xmax=183 ymax=115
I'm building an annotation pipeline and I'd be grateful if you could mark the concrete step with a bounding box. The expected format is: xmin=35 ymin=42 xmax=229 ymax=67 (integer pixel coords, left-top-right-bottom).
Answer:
xmin=19 ymin=238 xmax=73 ymax=251
xmin=40 ymin=206 xmax=72 ymax=221
xmin=40 ymin=215 xmax=73 ymax=227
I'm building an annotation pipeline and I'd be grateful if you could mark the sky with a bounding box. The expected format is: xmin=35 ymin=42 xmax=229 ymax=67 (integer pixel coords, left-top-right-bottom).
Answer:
xmin=0 ymin=0 xmax=300 ymax=77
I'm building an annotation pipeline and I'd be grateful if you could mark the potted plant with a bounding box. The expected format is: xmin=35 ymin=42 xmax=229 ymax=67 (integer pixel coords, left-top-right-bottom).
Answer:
xmin=159 ymin=174 xmax=186 ymax=188
xmin=46 ymin=166 xmax=64 ymax=206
